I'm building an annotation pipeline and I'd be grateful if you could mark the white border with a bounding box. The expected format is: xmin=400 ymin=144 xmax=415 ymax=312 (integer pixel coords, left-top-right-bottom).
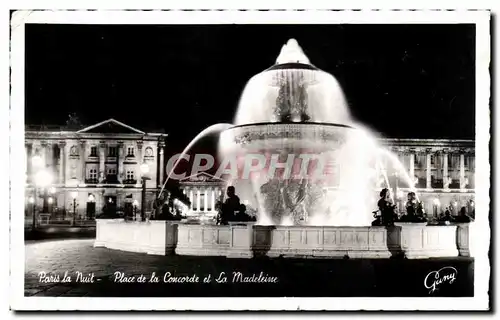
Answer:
xmin=9 ymin=9 xmax=491 ymax=311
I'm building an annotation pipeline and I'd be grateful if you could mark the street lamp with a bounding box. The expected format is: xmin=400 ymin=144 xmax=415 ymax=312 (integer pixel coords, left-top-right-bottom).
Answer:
xmin=31 ymin=154 xmax=52 ymax=230
xmin=140 ymin=163 xmax=150 ymax=221
xmin=71 ymin=191 xmax=78 ymax=225
xmin=433 ymin=198 xmax=441 ymax=218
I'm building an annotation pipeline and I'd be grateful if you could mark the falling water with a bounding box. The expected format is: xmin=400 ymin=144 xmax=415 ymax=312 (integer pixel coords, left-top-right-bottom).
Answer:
xmin=158 ymin=123 xmax=233 ymax=199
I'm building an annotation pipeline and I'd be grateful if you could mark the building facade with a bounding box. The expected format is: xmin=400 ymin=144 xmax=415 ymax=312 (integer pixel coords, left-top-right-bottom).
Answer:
xmin=25 ymin=119 xmax=167 ymax=221
xmin=179 ymin=138 xmax=476 ymax=219
xmin=25 ymin=118 xmax=474 ymax=222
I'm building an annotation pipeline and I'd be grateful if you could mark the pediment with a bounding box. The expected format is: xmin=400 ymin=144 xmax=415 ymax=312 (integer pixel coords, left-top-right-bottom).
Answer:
xmin=77 ymin=118 xmax=145 ymax=135
xmin=179 ymin=172 xmax=226 ymax=184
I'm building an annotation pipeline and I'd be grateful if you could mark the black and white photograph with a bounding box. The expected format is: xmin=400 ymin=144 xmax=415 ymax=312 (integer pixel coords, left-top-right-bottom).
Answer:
xmin=9 ymin=9 xmax=490 ymax=311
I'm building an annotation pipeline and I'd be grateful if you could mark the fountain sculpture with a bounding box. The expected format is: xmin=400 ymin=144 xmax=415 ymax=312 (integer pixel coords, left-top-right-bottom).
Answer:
xmin=218 ymin=39 xmax=415 ymax=226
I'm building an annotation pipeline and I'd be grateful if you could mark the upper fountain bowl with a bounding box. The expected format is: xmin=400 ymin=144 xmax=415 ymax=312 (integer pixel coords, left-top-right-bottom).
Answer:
xmin=233 ymin=39 xmax=352 ymax=125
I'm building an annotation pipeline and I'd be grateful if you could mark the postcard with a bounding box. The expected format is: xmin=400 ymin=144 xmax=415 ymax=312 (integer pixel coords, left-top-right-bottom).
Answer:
xmin=10 ymin=9 xmax=491 ymax=311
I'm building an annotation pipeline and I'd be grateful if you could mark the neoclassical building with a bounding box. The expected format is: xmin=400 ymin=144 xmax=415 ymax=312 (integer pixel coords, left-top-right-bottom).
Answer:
xmin=25 ymin=117 xmax=475 ymax=222
xmin=179 ymin=138 xmax=476 ymax=219
xmin=25 ymin=118 xmax=167 ymax=220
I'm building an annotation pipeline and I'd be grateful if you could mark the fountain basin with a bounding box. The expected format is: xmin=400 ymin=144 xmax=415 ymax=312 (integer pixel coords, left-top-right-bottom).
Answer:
xmin=94 ymin=219 xmax=177 ymax=255
xmin=176 ymin=222 xmax=255 ymax=258
xmin=220 ymin=122 xmax=352 ymax=150
xmin=95 ymin=220 xmax=469 ymax=259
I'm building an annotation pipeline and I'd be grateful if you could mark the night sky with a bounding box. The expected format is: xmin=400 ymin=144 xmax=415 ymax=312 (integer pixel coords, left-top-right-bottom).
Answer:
xmin=25 ymin=23 xmax=475 ymax=153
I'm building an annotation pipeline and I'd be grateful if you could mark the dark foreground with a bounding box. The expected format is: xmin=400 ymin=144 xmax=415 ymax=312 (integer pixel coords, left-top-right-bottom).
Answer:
xmin=25 ymin=239 xmax=473 ymax=297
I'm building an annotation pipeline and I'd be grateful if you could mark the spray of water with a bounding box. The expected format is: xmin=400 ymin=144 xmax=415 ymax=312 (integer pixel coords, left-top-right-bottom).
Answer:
xmin=158 ymin=123 xmax=233 ymax=199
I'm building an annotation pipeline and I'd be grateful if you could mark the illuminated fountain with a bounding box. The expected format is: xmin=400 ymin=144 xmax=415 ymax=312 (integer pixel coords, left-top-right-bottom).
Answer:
xmin=96 ymin=39 xmax=468 ymax=259
xmin=219 ymin=39 xmax=416 ymax=226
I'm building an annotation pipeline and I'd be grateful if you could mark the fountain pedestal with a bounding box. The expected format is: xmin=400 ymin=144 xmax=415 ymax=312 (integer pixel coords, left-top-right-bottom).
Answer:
xmin=94 ymin=219 xmax=178 ymax=255
xmin=394 ymin=222 xmax=459 ymax=259
xmin=175 ymin=223 xmax=255 ymax=258
xmin=456 ymin=223 xmax=471 ymax=257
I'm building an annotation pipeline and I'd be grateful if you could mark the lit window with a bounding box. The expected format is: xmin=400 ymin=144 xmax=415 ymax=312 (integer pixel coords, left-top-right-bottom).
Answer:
xmin=108 ymin=146 xmax=117 ymax=157
xmin=126 ymin=170 xmax=135 ymax=180
xmin=127 ymin=147 xmax=135 ymax=157
xmin=89 ymin=168 xmax=98 ymax=179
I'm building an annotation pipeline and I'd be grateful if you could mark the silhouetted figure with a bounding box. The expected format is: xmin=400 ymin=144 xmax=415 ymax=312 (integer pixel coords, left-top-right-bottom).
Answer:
xmin=377 ymin=188 xmax=397 ymax=226
xmin=455 ymin=206 xmax=472 ymax=223
xmin=439 ymin=208 xmax=454 ymax=223
xmin=220 ymin=186 xmax=244 ymax=224
xmin=401 ymin=192 xmax=427 ymax=222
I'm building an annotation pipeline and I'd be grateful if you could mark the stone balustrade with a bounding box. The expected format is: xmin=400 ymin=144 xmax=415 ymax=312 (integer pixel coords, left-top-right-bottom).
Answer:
xmin=95 ymin=219 xmax=472 ymax=259
xmin=94 ymin=219 xmax=177 ymax=255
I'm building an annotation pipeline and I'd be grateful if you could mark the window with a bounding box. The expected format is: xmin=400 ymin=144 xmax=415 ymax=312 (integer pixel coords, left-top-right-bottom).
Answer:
xmin=107 ymin=168 xmax=117 ymax=175
xmin=88 ymin=168 xmax=98 ymax=179
xmin=127 ymin=147 xmax=134 ymax=157
xmin=108 ymin=146 xmax=117 ymax=157
xmin=90 ymin=146 xmax=98 ymax=157
xmin=448 ymin=156 xmax=452 ymax=168
xmin=464 ymin=156 xmax=469 ymax=166
xmin=126 ymin=170 xmax=135 ymax=180
xmin=430 ymin=155 xmax=435 ymax=165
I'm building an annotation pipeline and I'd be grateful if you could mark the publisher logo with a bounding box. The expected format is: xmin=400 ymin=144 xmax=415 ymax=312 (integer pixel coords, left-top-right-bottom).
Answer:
xmin=424 ymin=266 xmax=457 ymax=294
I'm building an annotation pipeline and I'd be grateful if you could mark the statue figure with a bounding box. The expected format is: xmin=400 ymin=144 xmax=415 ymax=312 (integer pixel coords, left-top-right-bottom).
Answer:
xmin=375 ymin=188 xmax=397 ymax=226
xmin=219 ymin=186 xmax=249 ymax=224
xmin=400 ymin=192 xmax=427 ymax=222
xmin=274 ymin=73 xmax=310 ymax=122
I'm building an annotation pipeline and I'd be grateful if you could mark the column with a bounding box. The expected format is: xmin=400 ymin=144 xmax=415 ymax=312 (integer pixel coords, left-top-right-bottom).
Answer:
xmin=211 ymin=188 xmax=216 ymax=211
xmin=117 ymin=141 xmax=124 ymax=182
xmin=196 ymin=189 xmax=201 ymax=212
xmin=409 ymin=152 xmax=415 ymax=184
xmin=80 ymin=140 xmax=86 ymax=183
xmin=58 ymin=141 xmax=66 ymax=184
xmin=40 ymin=141 xmax=47 ymax=168
xmin=159 ymin=145 xmax=165 ymax=185
xmin=204 ymin=188 xmax=208 ymax=212
xmin=45 ymin=143 xmax=53 ymax=176
xmin=426 ymin=152 xmax=432 ymax=189
xmin=26 ymin=143 xmax=31 ymax=181
xmin=189 ymin=188 xmax=194 ymax=210
xmin=460 ymin=153 xmax=465 ymax=189
xmin=443 ymin=151 xmax=449 ymax=189
xmin=99 ymin=143 xmax=106 ymax=182
xmin=136 ymin=141 xmax=143 ymax=182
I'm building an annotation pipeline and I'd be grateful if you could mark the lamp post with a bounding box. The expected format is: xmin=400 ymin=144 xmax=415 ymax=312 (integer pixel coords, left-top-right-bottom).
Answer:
xmin=71 ymin=191 xmax=78 ymax=226
xmin=140 ymin=163 xmax=150 ymax=222
xmin=433 ymin=198 xmax=441 ymax=219
xmin=31 ymin=154 xmax=52 ymax=230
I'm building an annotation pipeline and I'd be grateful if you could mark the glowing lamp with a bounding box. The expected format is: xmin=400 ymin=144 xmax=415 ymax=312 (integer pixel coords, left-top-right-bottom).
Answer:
xmin=133 ymin=199 xmax=139 ymax=207
xmin=433 ymin=198 xmax=440 ymax=206
xmin=49 ymin=187 xmax=56 ymax=194
xmin=34 ymin=169 xmax=52 ymax=188
xmin=88 ymin=194 xmax=95 ymax=202
xmin=28 ymin=196 xmax=35 ymax=204
xmin=47 ymin=197 xmax=53 ymax=204
xmin=31 ymin=154 xmax=43 ymax=169
xmin=140 ymin=163 xmax=150 ymax=175
xmin=70 ymin=191 xmax=78 ymax=199
xmin=470 ymin=200 xmax=475 ymax=207
xmin=396 ymin=190 xmax=404 ymax=199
